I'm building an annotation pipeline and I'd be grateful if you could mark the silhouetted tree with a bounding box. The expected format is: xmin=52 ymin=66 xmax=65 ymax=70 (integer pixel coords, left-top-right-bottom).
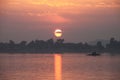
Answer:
xmin=106 ymin=37 xmax=120 ymax=52
xmin=8 ymin=40 xmax=16 ymax=52
xmin=96 ymin=41 xmax=104 ymax=52
xmin=18 ymin=41 xmax=27 ymax=52
xmin=46 ymin=38 xmax=54 ymax=48
xmin=0 ymin=38 xmax=120 ymax=53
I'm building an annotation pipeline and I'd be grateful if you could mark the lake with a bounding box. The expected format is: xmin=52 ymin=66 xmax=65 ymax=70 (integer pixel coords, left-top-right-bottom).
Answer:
xmin=0 ymin=53 xmax=120 ymax=80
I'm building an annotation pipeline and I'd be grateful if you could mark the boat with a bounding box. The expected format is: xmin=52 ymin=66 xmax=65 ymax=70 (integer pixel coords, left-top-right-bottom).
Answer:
xmin=87 ymin=52 xmax=100 ymax=56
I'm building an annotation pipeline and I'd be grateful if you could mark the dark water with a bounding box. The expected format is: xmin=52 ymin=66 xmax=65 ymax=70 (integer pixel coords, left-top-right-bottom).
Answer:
xmin=0 ymin=53 xmax=120 ymax=80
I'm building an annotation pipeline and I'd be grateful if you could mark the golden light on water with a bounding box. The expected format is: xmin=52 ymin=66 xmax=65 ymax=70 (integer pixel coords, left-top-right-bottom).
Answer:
xmin=54 ymin=29 xmax=62 ymax=38
xmin=54 ymin=54 xmax=62 ymax=80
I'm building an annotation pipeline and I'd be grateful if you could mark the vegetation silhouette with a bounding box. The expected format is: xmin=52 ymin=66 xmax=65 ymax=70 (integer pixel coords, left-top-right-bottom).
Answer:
xmin=0 ymin=37 xmax=120 ymax=53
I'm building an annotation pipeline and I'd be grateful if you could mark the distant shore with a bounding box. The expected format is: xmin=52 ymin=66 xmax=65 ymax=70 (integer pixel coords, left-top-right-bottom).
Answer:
xmin=0 ymin=37 xmax=120 ymax=53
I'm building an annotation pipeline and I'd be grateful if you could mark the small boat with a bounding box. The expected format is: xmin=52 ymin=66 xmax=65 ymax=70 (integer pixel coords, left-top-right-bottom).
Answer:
xmin=87 ymin=52 xmax=100 ymax=56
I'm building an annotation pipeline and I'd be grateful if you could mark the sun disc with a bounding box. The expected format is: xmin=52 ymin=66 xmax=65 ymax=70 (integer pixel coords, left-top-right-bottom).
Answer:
xmin=54 ymin=29 xmax=62 ymax=38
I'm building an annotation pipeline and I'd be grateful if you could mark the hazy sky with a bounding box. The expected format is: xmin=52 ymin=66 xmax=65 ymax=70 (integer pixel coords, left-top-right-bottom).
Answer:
xmin=0 ymin=0 xmax=120 ymax=42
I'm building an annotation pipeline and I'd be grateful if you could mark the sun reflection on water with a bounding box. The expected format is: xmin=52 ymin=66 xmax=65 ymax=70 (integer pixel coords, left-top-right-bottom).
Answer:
xmin=54 ymin=54 xmax=62 ymax=80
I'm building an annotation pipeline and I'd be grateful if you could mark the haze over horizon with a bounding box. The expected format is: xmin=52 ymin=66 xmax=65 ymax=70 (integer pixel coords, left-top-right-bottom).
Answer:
xmin=0 ymin=0 xmax=120 ymax=43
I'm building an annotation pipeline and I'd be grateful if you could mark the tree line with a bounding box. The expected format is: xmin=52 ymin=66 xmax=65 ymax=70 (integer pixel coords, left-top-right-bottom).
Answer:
xmin=0 ymin=37 xmax=120 ymax=53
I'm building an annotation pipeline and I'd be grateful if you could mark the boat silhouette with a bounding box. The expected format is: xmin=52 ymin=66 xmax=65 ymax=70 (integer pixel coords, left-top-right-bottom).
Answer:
xmin=87 ymin=52 xmax=100 ymax=56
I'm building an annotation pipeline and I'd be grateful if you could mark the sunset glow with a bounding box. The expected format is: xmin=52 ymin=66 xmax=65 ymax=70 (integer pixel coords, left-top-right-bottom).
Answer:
xmin=1 ymin=0 xmax=120 ymax=24
xmin=0 ymin=0 xmax=120 ymax=80
xmin=0 ymin=0 xmax=120 ymax=42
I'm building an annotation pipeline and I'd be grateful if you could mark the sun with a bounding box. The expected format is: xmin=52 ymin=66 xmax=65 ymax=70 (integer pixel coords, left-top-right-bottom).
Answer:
xmin=54 ymin=29 xmax=62 ymax=38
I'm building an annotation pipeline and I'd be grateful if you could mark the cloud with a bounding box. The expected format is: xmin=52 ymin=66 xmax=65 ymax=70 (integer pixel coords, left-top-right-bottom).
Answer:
xmin=41 ymin=14 xmax=70 ymax=23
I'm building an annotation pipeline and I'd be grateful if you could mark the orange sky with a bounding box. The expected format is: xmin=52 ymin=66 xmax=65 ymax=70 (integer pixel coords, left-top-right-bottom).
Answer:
xmin=1 ymin=0 xmax=120 ymax=23
xmin=0 ymin=0 xmax=120 ymax=42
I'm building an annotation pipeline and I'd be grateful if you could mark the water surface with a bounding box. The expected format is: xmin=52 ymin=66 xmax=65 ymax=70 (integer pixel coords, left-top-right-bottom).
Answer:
xmin=0 ymin=53 xmax=120 ymax=80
